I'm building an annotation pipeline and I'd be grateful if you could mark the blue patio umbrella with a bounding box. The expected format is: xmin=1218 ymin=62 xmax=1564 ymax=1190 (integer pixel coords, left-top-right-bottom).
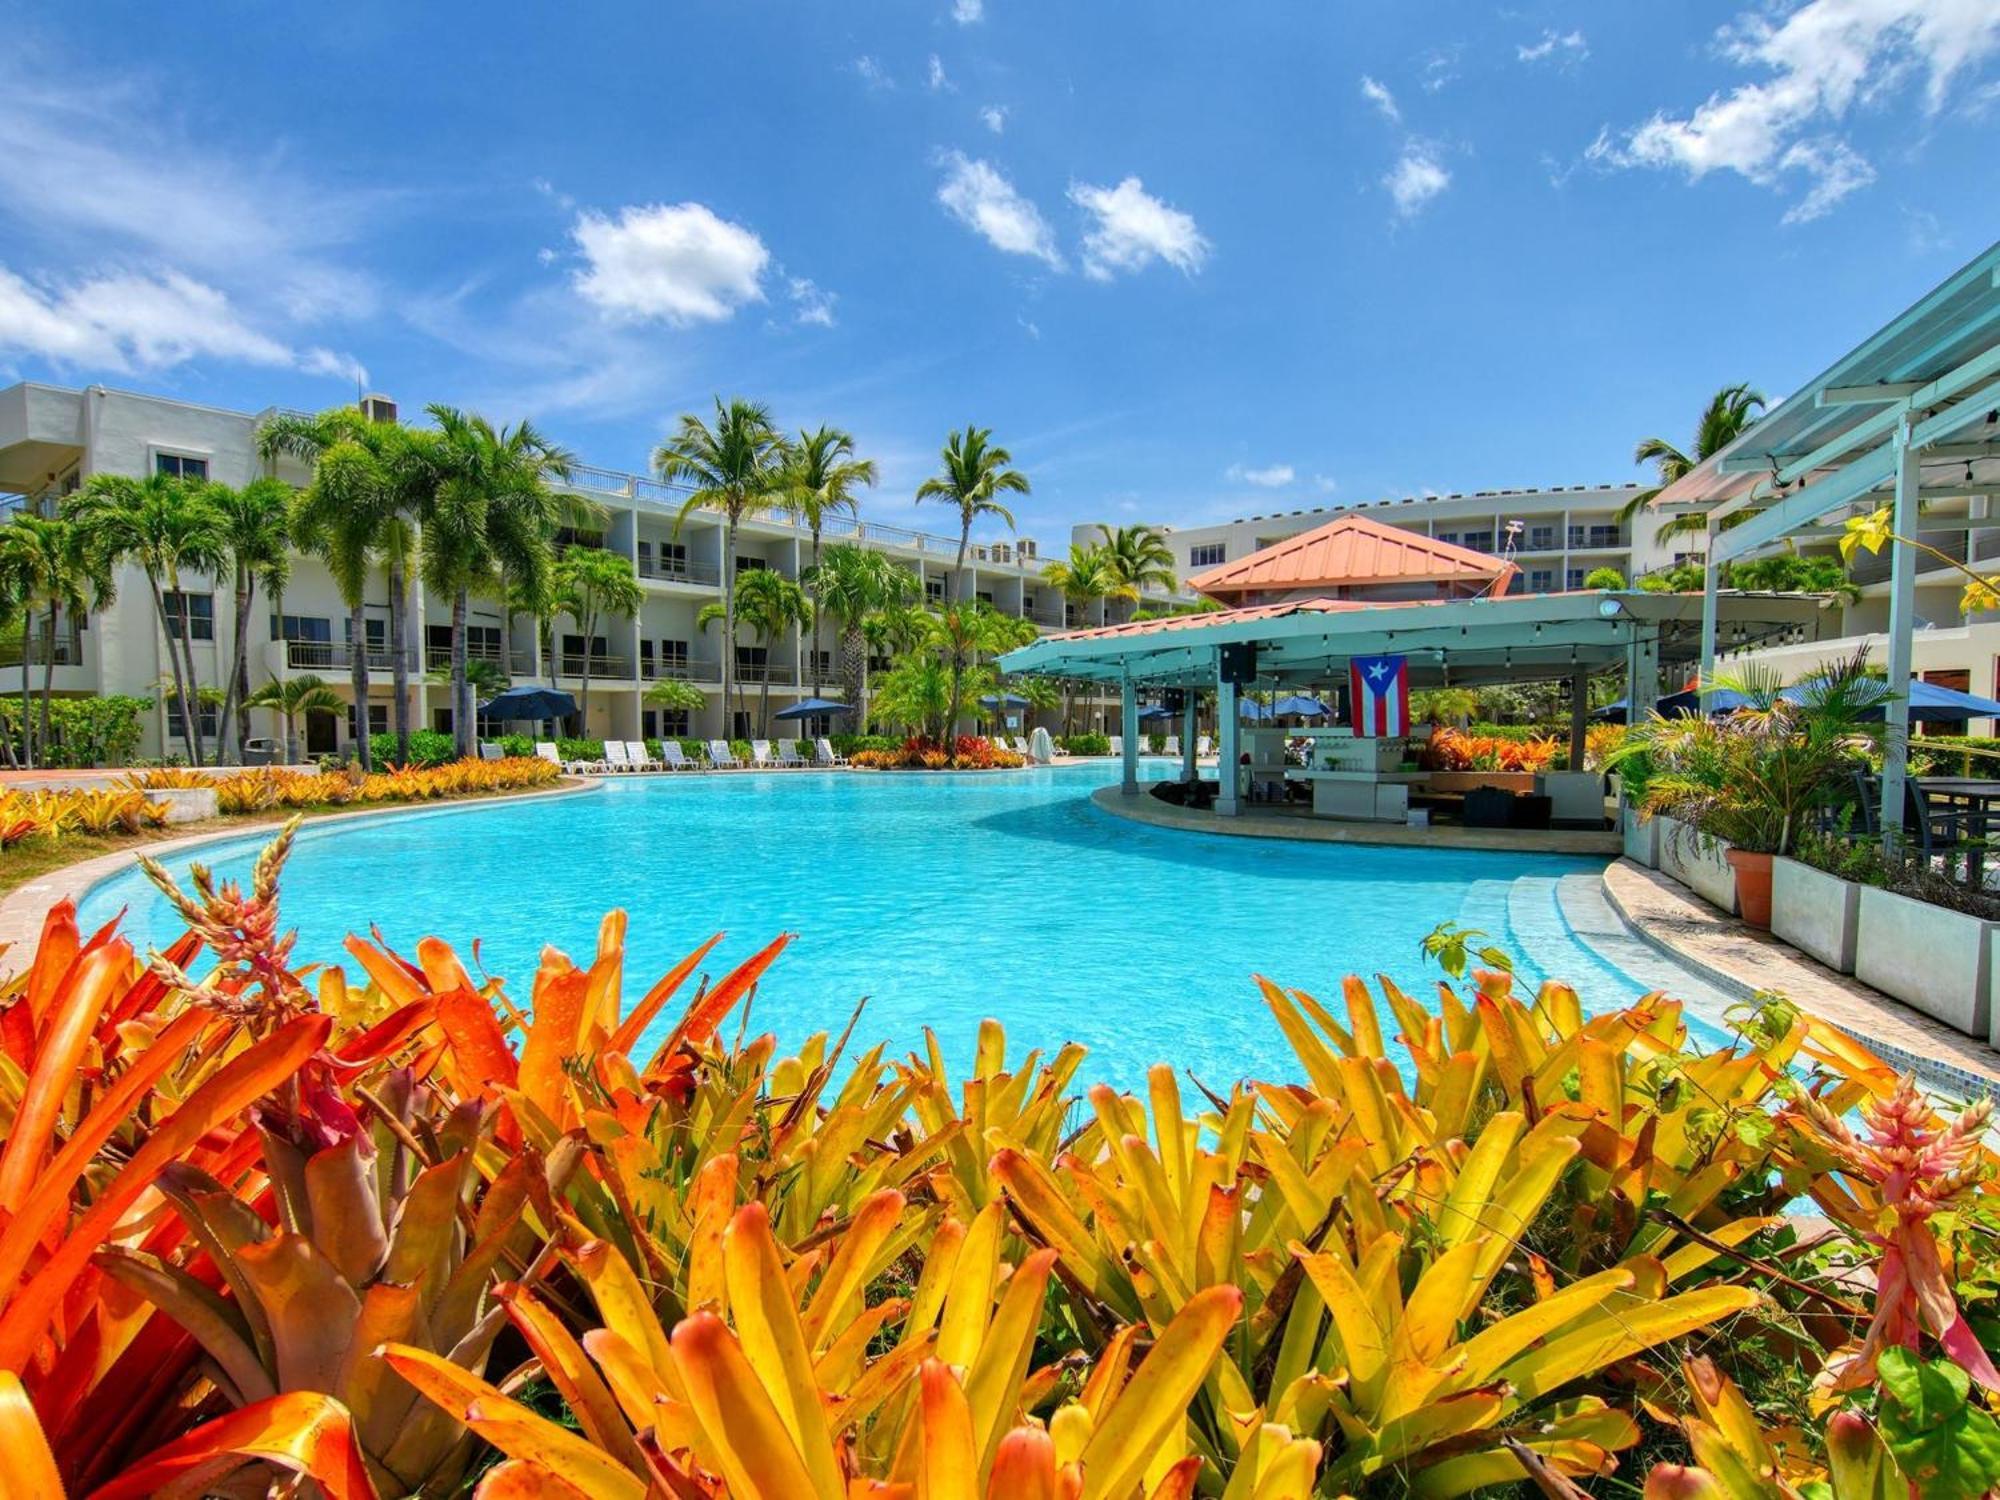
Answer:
xmin=979 ymin=692 xmax=1033 ymax=709
xmin=1136 ymin=704 xmax=1176 ymax=722
xmin=1591 ymin=697 xmax=1630 ymax=723
xmin=1781 ymin=677 xmax=2000 ymax=723
xmin=774 ymin=697 xmax=855 ymax=720
xmin=1656 ymin=686 xmax=1756 ymax=717
xmin=478 ymin=685 xmax=577 ymax=721
xmin=1272 ymin=694 xmax=1330 ymax=718
xmin=1238 ymin=698 xmax=1270 ymax=720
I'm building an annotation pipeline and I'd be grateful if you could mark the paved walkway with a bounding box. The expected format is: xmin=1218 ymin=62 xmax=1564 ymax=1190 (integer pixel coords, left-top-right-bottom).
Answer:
xmin=1603 ymin=859 xmax=2000 ymax=1095
xmin=1090 ymin=783 xmax=1622 ymax=855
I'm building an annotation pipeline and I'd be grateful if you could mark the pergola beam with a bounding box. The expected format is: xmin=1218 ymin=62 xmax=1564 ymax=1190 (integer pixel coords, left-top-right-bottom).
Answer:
xmin=1819 ymin=381 xmax=1926 ymax=406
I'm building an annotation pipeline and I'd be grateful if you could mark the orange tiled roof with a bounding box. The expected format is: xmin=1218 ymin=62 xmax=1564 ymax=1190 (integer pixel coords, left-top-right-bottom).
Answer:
xmin=1048 ymin=595 xmax=1445 ymax=643
xmin=1188 ymin=512 xmax=1516 ymax=601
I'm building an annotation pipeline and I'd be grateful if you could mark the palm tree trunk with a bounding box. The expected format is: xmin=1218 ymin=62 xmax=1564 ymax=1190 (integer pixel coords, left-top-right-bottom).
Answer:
xmin=165 ymin=574 xmax=206 ymax=766
xmin=721 ymin=512 xmax=739 ymax=739
xmin=224 ymin=566 xmax=254 ymax=763
xmin=808 ymin=527 xmax=824 ymax=698
xmin=577 ymin=606 xmax=594 ymax=734
xmin=17 ymin=640 xmax=32 ymax=769
xmin=348 ymin=597 xmax=372 ymax=770
xmin=760 ymin=645 xmax=773 ymax=739
xmin=387 ymin=557 xmax=412 ymax=763
xmin=38 ymin=606 xmax=57 ymax=766
xmin=145 ymin=580 xmax=196 ymax=766
xmin=954 ymin=520 xmax=970 ymax=605
xmin=282 ymin=706 xmax=299 ymax=767
xmin=451 ymin=586 xmax=471 ymax=758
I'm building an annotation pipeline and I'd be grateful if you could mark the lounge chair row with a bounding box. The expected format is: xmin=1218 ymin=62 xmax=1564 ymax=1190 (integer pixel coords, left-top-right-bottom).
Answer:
xmin=1102 ymin=735 xmax=1214 ymax=758
xmin=533 ymin=739 xmax=850 ymax=774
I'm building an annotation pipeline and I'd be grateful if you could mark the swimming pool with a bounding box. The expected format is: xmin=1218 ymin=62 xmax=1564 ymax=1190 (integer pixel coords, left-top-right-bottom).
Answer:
xmin=80 ymin=763 xmax=1718 ymax=1091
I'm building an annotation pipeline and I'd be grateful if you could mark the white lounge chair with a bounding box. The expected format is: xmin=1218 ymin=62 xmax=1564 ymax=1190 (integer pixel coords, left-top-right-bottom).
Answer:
xmin=815 ymin=737 xmax=848 ymax=766
xmin=1108 ymin=735 xmax=1122 ymax=757
xmin=777 ymin=740 xmax=806 ymax=767
xmin=625 ymin=740 xmax=663 ymax=771
xmin=706 ymin=739 xmax=742 ymax=769
xmin=478 ymin=742 xmax=504 ymax=761
xmin=660 ymin=741 xmax=698 ymax=771
xmin=1012 ymin=736 xmax=1033 ymax=756
xmin=541 ymin=739 xmax=603 ymax=774
xmin=603 ymin=741 xmax=635 ymax=773
xmin=1163 ymin=735 xmax=1181 ymax=757
xmin=534 ymin=741 xmax=562 ymax=768
xmin=1197 ymin=735 xmax=1212 ymax=758
xmin=751 ymin=739 xmax=774 ymax=768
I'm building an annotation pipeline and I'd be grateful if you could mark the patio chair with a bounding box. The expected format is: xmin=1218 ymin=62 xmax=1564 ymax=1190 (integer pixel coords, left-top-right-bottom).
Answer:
xmin=751 ymin=739 xmax=774 ymax=768
xmin=706 ymin=739 xmax=742 ymax=769
xmin=478 ymin=742 xmax=504 ymax=761
xmin=625 ymin=740 xmax=663 ymax=771
xmin=603 ymin=741 xmax=635 ymax=773
xmin=534 ymin=742 xmax=563 ymax=768
xmin=815 ymin=737 xmax=848 ymax=766
xmin=777 ymin=740 xmax=806 ymax=768
xmin=1164 ymin=735 xmax=1181 ymax=757
xmin=660 ymin=741 xmax=698 ymax=771
xmin=1197 ymin=735 xmax=1213 ymax=758
xmin=1108 ymin=735 xmax=1122 ymax=757
xmin=1012 ymin=736 xmax=1033 ymax=756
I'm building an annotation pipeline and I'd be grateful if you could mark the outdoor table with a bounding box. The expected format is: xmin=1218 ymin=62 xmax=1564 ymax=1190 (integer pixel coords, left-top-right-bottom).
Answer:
xmin=1915 ymin=778 xmax=2000 ymax=883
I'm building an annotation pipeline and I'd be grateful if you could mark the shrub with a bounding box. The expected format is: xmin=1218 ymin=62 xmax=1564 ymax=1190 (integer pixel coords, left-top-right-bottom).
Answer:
xmin=0 ymin=787 xmax=170 ymax=845
xmin=1419 ymin=725 xmax=1562 ymax=772
xmin=362 ymin=727 xmax=459 ymax=767
xmin=0 ymin=694 xmax=150 ymax=768
xmin=830 ymin=733 xmax=901 ymax=757
xmin=0 ymin=821 xmax=1989 ymax=1496
xmin=1063 ymin=731 xmax=1112 ymax=756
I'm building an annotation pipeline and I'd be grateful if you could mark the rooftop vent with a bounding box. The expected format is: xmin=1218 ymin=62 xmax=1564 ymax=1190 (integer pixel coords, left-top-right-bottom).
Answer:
xmin=359 ymin=393 xmax=398 ymax=425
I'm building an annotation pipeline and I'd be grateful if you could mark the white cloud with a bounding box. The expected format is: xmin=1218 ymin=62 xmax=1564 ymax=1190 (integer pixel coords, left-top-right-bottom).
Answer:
xmin=1595 ymin=0 xmax=2000 ymax=222
xmin=1227 ymin=463 xmax=1296 ymax=488
xmin=1421 ymin=47 xmax=1461 ymax=93
xmin=981 ymin=104 xmax=1009 ymax=134
xmin=934 ymin=152 xmax=1063 ymax=268
xmin=1518 ymin=29 xmax=1588 ymax=64
xmin=1384 ymin=144 xmax=1452 ymax=217
xmin=1018 ymin=314 xmax=1041 ymax=340
xmin=787 ymin=275 xmax=837 ymax=327
xmin=1069 ymin=177 xmax=1211 ymax=281
xmin=926 ymin=54 xmax=952 ymax=92
xmin=1359 ymin=75 xmax=1401 ymax=124
xmin=952 ymin=0 xmax=983 ymax=23
xmin=851 ymin=55 xmax=894 ymax=90
xmin=0 ymin=265 xmax=365 ymax=383
xmin=570 ymin=202 xmax=770 ymax=324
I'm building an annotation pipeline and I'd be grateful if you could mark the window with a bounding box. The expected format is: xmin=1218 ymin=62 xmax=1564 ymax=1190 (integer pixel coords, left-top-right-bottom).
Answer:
xmin=976 ymin=590 xmax=994 ymax=605
xmin=1188 ymin=543 xmax=1226 ymax=569
xmin=345 ymin=616 xmax=387 ymax=650
xmin=165 ymin=698 xmax=220 ymax=740
xmin=162 ymin=591 xmax=214 ymax=641
xmin=925 ymin=577 xmax=945 ymax=603
xmin=736 ymin=556 xmax=768 ymax=574
xmin=1569 ymin=523 xmax=1621 ymax=549
xmin=640 ymin=639 xmax=655 ymax=675
xmin=432 ymin=707 xmax=454 ymax=733
xmin=1528 ymin=569 xmax=1555 ymax=593
xmin=657 ymin=541 xmax=688 ymax=576
xmin=271 ymin=613 xmax=331 ymax=643
xmin=155 ymin=452 xmax=209 ymax=482
xmin=662 ymin=638 xmax=690 ymax=670
xmin=1434 ymin=530 xmax=1459 ymax=546
xmin=1527 ymin=525 xmax=1556 ymax=550
xmin=811 ymin=649 xmax=833 ymax=679
xmin=646 ymin=706 xmax=691 ymax=737
xmin=1565 ymin=567 xmax=1588 ymax=590
xmin=347 ymin=704 xmax=389 ymax=739
xmin=736 ymin=646 xmax=769 ymax=679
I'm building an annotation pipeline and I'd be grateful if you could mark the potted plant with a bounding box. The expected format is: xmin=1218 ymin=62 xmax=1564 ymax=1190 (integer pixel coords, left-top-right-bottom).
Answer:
xmin=1611 ymin=650 xmax=1889 ymax=928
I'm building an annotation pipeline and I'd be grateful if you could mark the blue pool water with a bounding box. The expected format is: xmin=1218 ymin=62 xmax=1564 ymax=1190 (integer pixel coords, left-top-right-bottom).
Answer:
xmin=81 ymin=763 xmax=1685 ymax=1092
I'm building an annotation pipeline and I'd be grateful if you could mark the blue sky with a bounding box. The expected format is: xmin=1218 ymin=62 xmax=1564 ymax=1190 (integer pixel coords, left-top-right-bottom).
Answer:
xmin=1 ymin=2 xmax=1996 ymax=543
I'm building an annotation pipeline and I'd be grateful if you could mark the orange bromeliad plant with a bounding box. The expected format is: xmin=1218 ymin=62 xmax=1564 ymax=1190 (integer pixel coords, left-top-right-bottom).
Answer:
xmin=0 ymin=818 xmax=1995 ymax=1496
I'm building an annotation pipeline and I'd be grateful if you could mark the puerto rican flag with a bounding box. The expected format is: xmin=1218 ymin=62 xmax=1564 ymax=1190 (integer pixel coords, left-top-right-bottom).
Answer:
xmin=1349 ymin=654 xmax=1410 ymax=737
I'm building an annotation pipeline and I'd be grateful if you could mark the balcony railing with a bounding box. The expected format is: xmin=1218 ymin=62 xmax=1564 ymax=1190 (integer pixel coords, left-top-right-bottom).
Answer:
xmin=638 ymin=556 xmax=722 ymax=586
xmin=553 ymin=653 xmax=633 ymax=680
xmin=640 ymin=656 xmax=720 ymax=682
xmin=0 ymin=630 xmax=84 ymax=668
xmin=734 ymin=660 xmax=797 ymax=685
xmin=423 ymin=645 xmax=512 ymax=672
xmin=285 ymin=641 xmax=414 ymax=672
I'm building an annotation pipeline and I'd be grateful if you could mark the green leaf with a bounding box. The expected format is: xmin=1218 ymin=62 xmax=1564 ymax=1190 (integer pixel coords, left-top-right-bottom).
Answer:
xmin=1877 ymin=1347 xmax=2000 ymax=1500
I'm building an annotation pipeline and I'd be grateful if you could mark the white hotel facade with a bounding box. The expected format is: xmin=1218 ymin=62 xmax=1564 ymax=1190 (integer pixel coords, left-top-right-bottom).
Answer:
xmin=0 ymin=379 xmax=1710 ymax=759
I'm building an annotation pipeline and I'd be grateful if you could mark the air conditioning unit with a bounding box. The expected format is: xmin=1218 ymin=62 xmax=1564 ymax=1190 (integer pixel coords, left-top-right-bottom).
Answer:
xmin=1017 ymin=538 xmax=1038 ymax=560
xmin=359 ymin=393 xmax=398 ymax=424
xmin=991 ymin=542 xmax=1012 ymax=563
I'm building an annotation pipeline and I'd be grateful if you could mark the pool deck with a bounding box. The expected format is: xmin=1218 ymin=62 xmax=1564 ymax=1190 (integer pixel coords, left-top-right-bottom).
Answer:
xmin=0 ymin=776 xmax=598 ymax=964
xmin=1603 ymin=858 xmax=2000 ymax=1093
xmin=1089 ymin=783 xmax=1623 ymax=855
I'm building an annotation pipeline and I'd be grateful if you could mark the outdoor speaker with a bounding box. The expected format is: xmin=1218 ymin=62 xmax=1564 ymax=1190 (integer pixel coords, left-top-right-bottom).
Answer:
xmin=1219 ymin=642 xmax=1257 ymax=685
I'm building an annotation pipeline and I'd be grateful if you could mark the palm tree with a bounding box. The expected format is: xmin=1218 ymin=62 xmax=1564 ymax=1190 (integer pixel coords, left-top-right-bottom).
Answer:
xmin=1097 ymin=523 xmax=1177 ymax=613
xmin=698 ymin=566 xmax=812 ymax=738
xmin=551 ymin=546 xmax=641 ymax=732
xmin=423 ymin=407 xmax=577 ymax=757
xmin=654 ymin=398 xmax=790 ymax=736
xmin=643 ymin=676 xmax=706 ymax=744
xmin=915 ymin=425 xmax=1030 ymax=605
xmin=806 ymin=543 xmax=919 ymax=729
xmin=1618 ymin=383 xmax=1767 ymax=538
xmin=0 ymin=514 xmax=108 ymax=768
xmin=210 ymin=478 xmax=295 ymax=763
xmin=783 ymin=426 xmax=878 ymax=697
xmin=245 ymin=673 xmax=344 ymax=766
xmin=64 ymin=474 xmax=224 ymax=764
xmin=258 ymin=408 xmax=413 ymax=770
xmin=1042 ymin=542 xmax=1136 ymax=731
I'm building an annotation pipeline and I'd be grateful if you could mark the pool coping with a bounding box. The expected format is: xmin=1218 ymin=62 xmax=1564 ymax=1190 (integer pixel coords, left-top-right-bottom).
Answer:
xmin=0 ymin=776 xmax=602 ymax=963
xmin=1088 ymin=783 xmax=1624 ymax=856
xmin=1600 ymin=858 xmax=2000 ymax=1095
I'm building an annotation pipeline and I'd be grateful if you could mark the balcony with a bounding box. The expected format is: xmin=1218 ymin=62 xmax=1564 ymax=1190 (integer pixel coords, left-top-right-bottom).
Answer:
xmin=640 ymin=655 xmax=720 ymax=683
xmin=552 ymin=653 xmax=633 ymax=680
xmin=638 ymin=555 xmax=722 ymax=586
xmin=423 ymin=645 xmax=513 ymax=672
xmin=735 ymin=659 xmax=797 ymax=685
xmin=0 ymin=629 xmax=83 ymax=668
xmin=283 ymin=641 xmax=414 ymax=673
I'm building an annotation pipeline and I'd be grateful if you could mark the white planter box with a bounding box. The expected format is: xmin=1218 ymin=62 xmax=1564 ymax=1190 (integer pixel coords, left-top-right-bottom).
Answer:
xmin=1855 ymin=884 xmax=1994 ymax=1038
xmin=1621 ymin=800 xmax=1658 ymax=867
xmin=148 ymin=787 xmax=218 ymax=824
xmin=1771 ymin=857 xmax=1860 ymax=973
xmin=1657 ymin=815 xmax=1737 ymax=915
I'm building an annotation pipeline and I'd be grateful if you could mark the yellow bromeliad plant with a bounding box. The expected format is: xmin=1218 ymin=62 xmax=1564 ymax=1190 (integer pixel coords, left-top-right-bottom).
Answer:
xmin=0 ymin=819 xmax=1994 ymax=1496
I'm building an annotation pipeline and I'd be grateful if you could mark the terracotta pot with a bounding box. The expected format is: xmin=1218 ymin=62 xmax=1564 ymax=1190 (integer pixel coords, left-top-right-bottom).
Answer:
xmin=1726 ymin=848 xmax=1775 ymax=929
